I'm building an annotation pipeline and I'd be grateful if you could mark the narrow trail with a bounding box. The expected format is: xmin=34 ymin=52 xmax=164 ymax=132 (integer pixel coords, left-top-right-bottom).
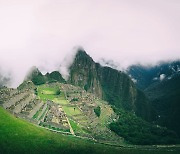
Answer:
xmin=66 ymin=116 xmax=75 ymax=135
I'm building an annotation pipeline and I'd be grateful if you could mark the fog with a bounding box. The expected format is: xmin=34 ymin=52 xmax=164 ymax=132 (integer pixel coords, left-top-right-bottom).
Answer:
xmin=0 ymin=0 xmax=180 ymax=87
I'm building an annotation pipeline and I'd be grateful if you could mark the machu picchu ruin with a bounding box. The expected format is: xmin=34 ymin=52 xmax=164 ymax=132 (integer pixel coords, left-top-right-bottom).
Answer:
xmin=0 ymin=81 xmax=122 ymax=144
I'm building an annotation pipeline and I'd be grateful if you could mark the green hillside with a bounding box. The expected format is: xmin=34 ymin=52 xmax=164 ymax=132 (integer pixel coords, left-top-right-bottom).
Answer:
xmin=0 ymin=106 xmax=118 ymax=154
xmin=127 ymin=62 xmax=180 ymax=136
xmin=145 ymin=75 xmax=180 ymax=136
xmin=1 ymin=107 xmax=180 ymax=154
xmin=110 ymin=108 xmax=180 ymax=145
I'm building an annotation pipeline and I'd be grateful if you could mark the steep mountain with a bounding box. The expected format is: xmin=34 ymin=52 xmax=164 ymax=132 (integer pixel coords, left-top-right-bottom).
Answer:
xmin=26 ymin=67 xmax=66 ymax=85
xmin=45 ymin=71 xmax=66 ymax=83
xmin=145 ymin=74 xmax=180 ymax=136
xmin=127 ymin=61 xmax=180 ymax=136
xmin=127 ymin=61 xmax=180 ymax=90
xmin=68 ymin=50 xmax=150 ymax=120
xmin=26 ymin=67 xmax=46 ymax=85
xmin=25 ymin=51 xmax=152 ymax=121
xmin=68 ymin=50 xmax=102 ymax=97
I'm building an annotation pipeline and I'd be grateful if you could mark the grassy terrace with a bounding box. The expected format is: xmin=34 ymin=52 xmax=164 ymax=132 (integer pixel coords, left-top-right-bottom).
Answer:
xmin=69 ymin=119 xmax=86 ymax=134
xmin=2 ymin=105 xmax=180 ymax=154
xmin=37 ymin=85 xmax=82 ymax=117
xmin=1 ymin=107 xmax=180 ymax=154
xmin=0 ymin=107 xmax=115 ymax=154
xmin=31 ymin=84 xmax=180 ymax=153
xmin=37 ymin=86 xmax=60 ymax=101
xmin=63 ymin=106 xmax=81 ymax=116
xmin=37 ymin=85 xmax=87 ymax=133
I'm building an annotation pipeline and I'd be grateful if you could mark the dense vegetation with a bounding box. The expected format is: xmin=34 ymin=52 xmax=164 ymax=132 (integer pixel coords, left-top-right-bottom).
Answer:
xmin=109 ymin=107 xmax=180 ymax=145
xmin=45 ymin=71 xmax=66 ymax=83
xmin=94 ymin=106 xmax=101 ymax=117
xmin=128 ymin=61 xmax=180 ymax=137
xmin=145 ymin=75 xmax=180 ymax=137
xmin=31 ymin=73 xmax=46 ymax=85
xmin=70 ymin=98 xmax=79 ymax=102
xmin=27 ymin=67 xmax=66 ymax=85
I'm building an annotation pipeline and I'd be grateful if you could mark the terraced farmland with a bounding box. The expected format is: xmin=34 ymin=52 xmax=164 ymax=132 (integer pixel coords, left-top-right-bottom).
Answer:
xmin=0 ymin=83 xmax=123 ymax=143
xmin=1 ymin=83 xmax=180 ymax=154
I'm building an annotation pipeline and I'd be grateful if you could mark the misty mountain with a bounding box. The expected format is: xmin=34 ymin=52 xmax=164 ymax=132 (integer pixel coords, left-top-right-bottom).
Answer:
xmin=45 ymin=71 xmax=66 ymax=83
xmin=26 ymin=50 xmax=151 ymax=121
xmin=127 ymin=61 xmax=180 ymax=90
xmin=68 ymin=50 xmax=151 ymax=120
xmin=26 ymin=67 xmax=66 ymax=85
xmin=127 ymin=61 xmax=180 ymax=136
xmin=0 ymin=74 xmax=10 ymax=88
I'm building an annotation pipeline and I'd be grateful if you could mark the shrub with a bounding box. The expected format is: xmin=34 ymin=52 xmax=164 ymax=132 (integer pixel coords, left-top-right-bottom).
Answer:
xmin=94 ymin=106 xmax=101 ymax=117
xmin=55 ymin=89 xmax=61 ymax=95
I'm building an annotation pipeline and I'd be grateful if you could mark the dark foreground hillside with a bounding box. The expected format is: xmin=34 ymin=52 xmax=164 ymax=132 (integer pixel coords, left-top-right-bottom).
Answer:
xmin=0 ymin=107 xmax=180 ymax=154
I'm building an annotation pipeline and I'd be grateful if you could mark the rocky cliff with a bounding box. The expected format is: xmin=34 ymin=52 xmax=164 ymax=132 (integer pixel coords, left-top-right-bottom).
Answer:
xmin=68 ymin=50 xmax=150 ymax=120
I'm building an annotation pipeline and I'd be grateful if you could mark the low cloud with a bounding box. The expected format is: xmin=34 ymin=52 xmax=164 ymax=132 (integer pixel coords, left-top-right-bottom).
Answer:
xmin=0 ymin=0 xmax=180 ymax=87
xmin=160 ymin=74 xmax=166 ymax=81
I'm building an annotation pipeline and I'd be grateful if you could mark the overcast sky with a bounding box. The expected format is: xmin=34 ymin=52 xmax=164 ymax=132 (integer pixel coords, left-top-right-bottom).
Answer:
xmin=0 ymin=0 xmax=180 ymax=87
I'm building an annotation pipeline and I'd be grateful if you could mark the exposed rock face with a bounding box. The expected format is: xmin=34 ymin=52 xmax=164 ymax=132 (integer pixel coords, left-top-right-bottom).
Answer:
xmin=68 ymin=50 xmax=103 ymax=98
xmin=68 ymin=50 xmax=150 ymax=120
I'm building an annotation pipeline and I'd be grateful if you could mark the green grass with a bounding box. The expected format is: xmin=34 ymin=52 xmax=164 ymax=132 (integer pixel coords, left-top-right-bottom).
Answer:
xmin=53 ymin=98 xmax=69 ymax=105
xmin=95 ymin=101 xmax=113 ymax=126
xmin=0 ymin=107 xmax=179 ymax=154
xmin=69 ymin=119 xmax=86 ymax=134
xmin=33 ymin=109 xmax=41 ymax=119
xmin=42 ymin=89 xmax=56 ymax=95
xmin=37 ymin=86 xmax=60 ymax=101
xmin=63 ymin=106 xmax=81 ymax=116
xmin=39 ymin=107 xmax=48 ymax=121
xmin=37 ymin=85 xmax=82 ymax=117
xmin=53 ymin=91 xmax=69 ymax=105
xmin=99 ymin=105 xmax=113 ymax=126
xmin=0 ymin=107 xmax=119 ymax=154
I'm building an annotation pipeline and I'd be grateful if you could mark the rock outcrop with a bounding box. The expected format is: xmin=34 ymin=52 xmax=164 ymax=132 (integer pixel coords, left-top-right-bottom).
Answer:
xmin=68 ymin=50 xmax=150 ymax=120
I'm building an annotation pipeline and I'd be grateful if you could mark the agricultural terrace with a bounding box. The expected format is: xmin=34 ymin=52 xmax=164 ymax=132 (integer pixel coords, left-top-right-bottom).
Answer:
xmin=37 ymin=85 xmax=88 ymax=136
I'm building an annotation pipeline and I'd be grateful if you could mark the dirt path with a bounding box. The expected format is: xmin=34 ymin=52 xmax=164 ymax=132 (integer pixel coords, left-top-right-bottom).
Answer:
xmin=66 ymin=116 xmax=75 ymax=135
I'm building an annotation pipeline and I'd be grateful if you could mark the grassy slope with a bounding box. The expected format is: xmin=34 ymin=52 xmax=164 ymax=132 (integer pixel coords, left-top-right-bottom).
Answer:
xmin=1 ymin=107 xmax=180 ymax=154
xmin=0 ymin=107 xmax=119 ymax=154
xmin=9 ymin=84 xmax=178 ymax=153
xmin=37 ymin=86 xmax=60 ymax=101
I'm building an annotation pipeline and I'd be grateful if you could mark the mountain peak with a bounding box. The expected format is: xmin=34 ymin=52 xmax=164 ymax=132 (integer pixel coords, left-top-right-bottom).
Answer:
xmin=26 ymin=66 xmax=42 ymax=78
xmin=74 ymin=49 xmax=94 ymax=65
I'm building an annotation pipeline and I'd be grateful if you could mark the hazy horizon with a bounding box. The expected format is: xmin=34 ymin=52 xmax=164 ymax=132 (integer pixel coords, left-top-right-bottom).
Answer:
xmin=0 ymin=0 xmax=180 ymax=87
